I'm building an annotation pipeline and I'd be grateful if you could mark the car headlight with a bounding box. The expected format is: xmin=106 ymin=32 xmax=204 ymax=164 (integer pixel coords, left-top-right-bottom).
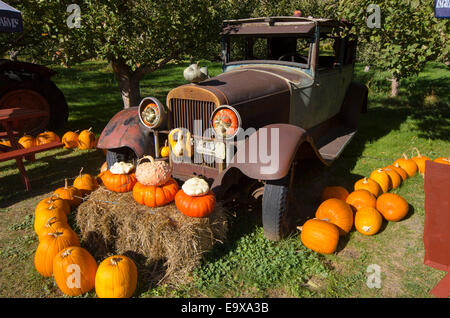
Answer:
xmin=211 ymin=105 xmax=241 ymax=139
xmin=138 ymin=97 xmax=167 ymax=129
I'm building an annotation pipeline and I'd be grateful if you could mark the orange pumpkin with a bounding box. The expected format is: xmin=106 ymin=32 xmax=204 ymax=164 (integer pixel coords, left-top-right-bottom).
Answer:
xmin=61 ymin=130 xmax=79 ymax=149
xmin=345 ymin=189 xmax=377 ymax=212
xmin=175 ymin=189 xmax=216 ymax=218
xmin=376 ymin=193 xmax=409 ymax=222
xmin=73 ymin=168 xmax=99 ymax=196
xmin=434 ymin=157 xmax=450 ymax=165
xmin=53 ymin=247 xmax=98 ymax=296
xmin=300 ymin=219 xmax=340 ymax=254
xmin=393 ymin=154 xmax=418 ymax=178
xmin=37 ymin=217 xmax=70 ymax=241
xmin=320 ymin=186 xmax=349 ymax=202
xmin=160 ymin=140 xmax=170 ymax=157
xmin=35 ymin=195 xmax=71 ymax=216
xmin=133 ymin=178 xmax=179 ymax=207
xmin=36 ymin=131 xmax=60 ymax=145
xmin=411 ymin=148 xmax=431 ymax=175
xmin=78 ymin=128 xmax=96 ymax=150
xmin=18 ymin=135 xmax=36 ymax=149
xmin=387 ymin=164 xmax=408 ymax=182
xmin=0 ymin=139 xmax=11 ymax=147
xmin=315 ymin=198 xmax=354 ymax=236
xmin=354 ymin=207 xmax=383 ymax=236
xmin=354 ymin=177 xmax=382 ymax=198
xmin=99 ymin=170 xmax=137 ymax=193
xmin=34 ymin=226 xmax=80 ymax=277
xmin=369 ymin=168 xmax=391 ymax=193
xmin=383 ymin=167 xmax=402 ymax=189
xmin=54 ymin=178 xmax=83 ymax=207
xmin=34 ymin=204 xmax=69 ymax=235
xmin=95 ymin=255 xmax=137 ymax=298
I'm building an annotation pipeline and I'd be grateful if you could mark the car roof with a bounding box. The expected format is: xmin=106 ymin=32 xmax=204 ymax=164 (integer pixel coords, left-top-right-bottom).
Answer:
xmin=220 ymin=16 xmax=351 ymax=37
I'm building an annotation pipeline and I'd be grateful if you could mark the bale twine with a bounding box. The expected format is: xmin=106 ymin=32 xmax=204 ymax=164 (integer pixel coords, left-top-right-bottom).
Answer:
xmin=76 ymin=186 xmax=228 ymax=285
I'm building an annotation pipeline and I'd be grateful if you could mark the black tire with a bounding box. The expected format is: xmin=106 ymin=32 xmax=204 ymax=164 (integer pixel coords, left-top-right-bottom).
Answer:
xmin=262 ymin=174 xmax=295 ymax=241
xmin=106 ymin=147 xmax=137 ymax=169
xmin=0 ymin=75 xmax=68 ymax=133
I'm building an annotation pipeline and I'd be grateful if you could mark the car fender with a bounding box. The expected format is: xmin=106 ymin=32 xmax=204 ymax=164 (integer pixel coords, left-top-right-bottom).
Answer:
xmin=211 ymin=123 xmax=325 ymax=195
xmin=0 ymin=59 xmax=56 ymax=79
xmin=97 ymin=107 xmax=153 ymax=158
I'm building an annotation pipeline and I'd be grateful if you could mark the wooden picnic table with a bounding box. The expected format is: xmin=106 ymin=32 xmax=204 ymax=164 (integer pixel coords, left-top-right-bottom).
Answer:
xmin=0 ymin=107 xmax=63 ymax=191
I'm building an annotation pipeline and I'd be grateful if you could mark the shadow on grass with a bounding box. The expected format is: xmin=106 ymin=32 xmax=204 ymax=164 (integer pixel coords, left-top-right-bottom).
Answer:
xmin=0 ymin=148 xmax=105 ymax=208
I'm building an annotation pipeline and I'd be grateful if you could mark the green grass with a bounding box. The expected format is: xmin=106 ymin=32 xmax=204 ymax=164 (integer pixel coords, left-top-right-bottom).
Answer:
xmin=0 ymin=60 xmax=448 ymax=298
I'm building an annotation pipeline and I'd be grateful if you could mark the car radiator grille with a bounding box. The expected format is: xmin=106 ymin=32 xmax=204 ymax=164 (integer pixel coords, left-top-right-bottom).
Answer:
xmin=169 ymin=98 xmax=217 ymax=168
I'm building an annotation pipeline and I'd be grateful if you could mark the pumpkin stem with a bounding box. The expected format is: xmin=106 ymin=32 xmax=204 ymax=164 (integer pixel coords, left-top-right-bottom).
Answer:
xmin=137 ymin=155 xmax=155 ymax=164
xmin=164 ymin=139 xmax=168 ymax=147
xmin=79 ymin=167 xmax=84 ymax=178
xmin=363 ymin=177 xmax=369 ymax=184
xmin=45 ymin=216 xmax=58 ymax=227
xmin=402 ymin=153 xmax=408 ymax=160
xmin=412 ymin=147 xmax=421 ymax=158
xmin=110 ymin=257 xmax=123 ymax=265
xmin=64 ymin=178 xmax=69 ymax=189
xmin=296 ymin=226 xmax=303 ymax=232
xmin=61 ymin=248 xmax=74 ymax=258
xmin=48 ymin=231 xmax=63 ymax=238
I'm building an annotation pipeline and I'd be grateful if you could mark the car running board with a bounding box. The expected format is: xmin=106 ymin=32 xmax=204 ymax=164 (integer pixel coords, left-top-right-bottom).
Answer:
xmin=315 ymin=125 xmax=357 ymax=165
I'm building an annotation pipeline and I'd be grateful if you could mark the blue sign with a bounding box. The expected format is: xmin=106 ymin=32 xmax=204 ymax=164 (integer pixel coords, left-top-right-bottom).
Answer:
xmin=0 ymin=1 xmax=23 ymax=33
xmin=435 ymin=0 xmax=450 ymax=18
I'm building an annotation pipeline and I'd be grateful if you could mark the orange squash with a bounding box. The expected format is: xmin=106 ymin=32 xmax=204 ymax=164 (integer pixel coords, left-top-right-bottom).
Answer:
xmin=34 ymin=204 xmax=69 ymax=235
xmin=434 ymin=157 xmax=450 ymax=165
xmin=37 ymin=217 xmax=70 ymax=241
xmin=34 ymin=226 xmax=80 ymax=277
xmin=54 ymin=179 xmax=83 ymax=207
xmin=369 ymin=168 xmax=391 ymax=193
xmin=133 ymin=178 xmax=179 ymax=207
xmin=300 ymin=219 xmax=340 ymax=254
xmin=393 ymin=154 xmax=418 ymax=177
xmin=383 ymin=167 xmax=402 ymax=189
xmin=175 ymin=189 xmax=216 ymax=218
xmin=354 ymin=207 xmax=383 ymax=236
xmin=99 ymin=170 xmax=137 ymax=193
xmin=61 ymin=130 xmax=79 ymax=149
xmin=411 ymin=148 xmax=431 ymax=175
xmin=320 ymin=186 xmax=349 ymax=202
xmin=36 ymin=131 xmax=60 ymax=145
xmin=376 ymin=193 xmax=409 ymax=222
xmin=73 ymin=168 xmax=99 ymax=196
xmin=95 ymin=255 xmax=137 ymax=298
xmin=53 ymin=247 xmax=98 ymax=296
xmin=315 ymin=198 xmax=354 ymax=236
xmin=345 ymin=189 xmax=377 ymax=212
xmin=18 ymin=135 xmax=36 ymax=149
xmin=78 ymin=128 xmax=96 ymax=150
xmin=35 ymin=195 xmax=71 ymax=216
xmin=354 ymin=177 xmax=382 ymax=197
xmin=387 ymin=164 xmax=408 ymax=182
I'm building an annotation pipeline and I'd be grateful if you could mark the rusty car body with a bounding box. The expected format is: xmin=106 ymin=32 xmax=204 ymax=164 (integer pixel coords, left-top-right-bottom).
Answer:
xmin=97 ymin=16 xmax=368 ymax=241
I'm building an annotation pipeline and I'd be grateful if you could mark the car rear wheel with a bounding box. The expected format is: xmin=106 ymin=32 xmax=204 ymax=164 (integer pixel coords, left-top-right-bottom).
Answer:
xmin=262 ymin=172 xmax=297 ymax=241
xmin=0 ymin=77 xmax=68 ymax=134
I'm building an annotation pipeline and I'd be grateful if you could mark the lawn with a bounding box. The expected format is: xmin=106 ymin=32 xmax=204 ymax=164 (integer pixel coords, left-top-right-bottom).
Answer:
xmin=0 ymin=60 xmax=448 ymax=298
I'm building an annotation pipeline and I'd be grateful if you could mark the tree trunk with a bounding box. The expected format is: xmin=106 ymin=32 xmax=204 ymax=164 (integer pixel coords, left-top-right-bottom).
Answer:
xmin=391 ymin=76 xmax=399 ymax=97
xmin=111 ymin=61 xmax=142 ymax=109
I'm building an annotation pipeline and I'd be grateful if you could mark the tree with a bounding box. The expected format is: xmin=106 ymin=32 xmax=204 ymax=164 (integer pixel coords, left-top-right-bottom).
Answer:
xmin=338 ymin=0 xmax=448 ymax=97
xmin=2 ymin=0 xmax=222 ymax=108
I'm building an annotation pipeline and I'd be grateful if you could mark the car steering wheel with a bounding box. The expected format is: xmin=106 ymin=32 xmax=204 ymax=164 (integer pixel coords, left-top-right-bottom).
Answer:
xmin=278 ymin=53 xmax=307 ymax=64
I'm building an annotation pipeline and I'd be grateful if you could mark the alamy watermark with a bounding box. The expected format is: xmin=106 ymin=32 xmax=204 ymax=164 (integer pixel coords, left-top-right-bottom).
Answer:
xmin=367 ymin=4 xmax=381 ymax=29
xmin=366 ymin=264 xmax=382 ymax=289
xmin=67 ymin=4 xmax=81 ymax=29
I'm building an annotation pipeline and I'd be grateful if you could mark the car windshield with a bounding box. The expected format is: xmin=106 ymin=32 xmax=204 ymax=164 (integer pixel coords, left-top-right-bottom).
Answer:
xmin=225 ymin=36 xmax=314 ymax=68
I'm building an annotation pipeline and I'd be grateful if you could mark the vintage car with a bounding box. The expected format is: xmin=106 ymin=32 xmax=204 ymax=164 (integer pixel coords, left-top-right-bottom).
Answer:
xmin=97 ymin=16 xmax=368 ymax=241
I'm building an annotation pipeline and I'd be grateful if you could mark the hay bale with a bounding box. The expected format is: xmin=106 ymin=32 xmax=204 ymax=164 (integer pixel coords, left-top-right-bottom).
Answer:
xmin=76 ymin=186 xmax=228 ymax=285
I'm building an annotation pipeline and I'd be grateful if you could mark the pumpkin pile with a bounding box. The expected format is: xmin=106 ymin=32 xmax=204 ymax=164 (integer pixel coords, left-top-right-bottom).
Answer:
xmin=32 ymin=169 xmax=138 ymax=298
xmin=61 ymin=128 xmax=98 ymax=150
xmin=297 ymin=149 xmax=446 ymax=255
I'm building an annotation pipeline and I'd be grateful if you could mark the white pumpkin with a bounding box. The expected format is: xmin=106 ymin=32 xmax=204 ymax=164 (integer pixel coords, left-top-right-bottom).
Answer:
xmin=183 ymin=63 xmax=209 ymax=83
xmin=109 ymin=161 xmax=134 ymax=175
xmin=182 ymin=177 xmax=210 ymax=197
